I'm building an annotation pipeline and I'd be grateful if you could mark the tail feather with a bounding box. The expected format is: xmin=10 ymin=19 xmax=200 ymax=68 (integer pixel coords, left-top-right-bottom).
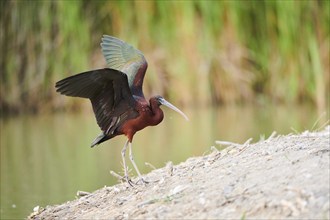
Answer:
xmin=91 ymin=132 xmax=109 ymax=147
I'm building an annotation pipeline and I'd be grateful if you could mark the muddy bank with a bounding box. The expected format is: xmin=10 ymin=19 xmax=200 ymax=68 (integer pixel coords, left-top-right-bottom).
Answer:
xmin=29 ymin=126 xmax=330 ymax=219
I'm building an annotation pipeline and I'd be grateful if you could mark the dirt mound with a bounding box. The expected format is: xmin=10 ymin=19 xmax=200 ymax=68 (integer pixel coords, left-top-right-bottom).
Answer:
xmin=29 ymin=127 xmax=330 ymax=219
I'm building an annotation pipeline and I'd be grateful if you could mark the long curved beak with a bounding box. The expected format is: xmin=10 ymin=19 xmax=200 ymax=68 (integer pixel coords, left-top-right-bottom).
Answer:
xmin=159 ymin=98 xmax=189 ymax=121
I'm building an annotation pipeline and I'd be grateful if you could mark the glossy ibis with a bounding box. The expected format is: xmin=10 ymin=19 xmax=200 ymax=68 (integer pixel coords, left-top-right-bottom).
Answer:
xmin=55 ymin=35 xmax=188 ymax=185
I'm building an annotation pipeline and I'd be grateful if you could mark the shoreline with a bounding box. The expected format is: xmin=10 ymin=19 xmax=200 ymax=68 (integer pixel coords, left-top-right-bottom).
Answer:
xmin=29 ymin=126 xmax=330 ymax=219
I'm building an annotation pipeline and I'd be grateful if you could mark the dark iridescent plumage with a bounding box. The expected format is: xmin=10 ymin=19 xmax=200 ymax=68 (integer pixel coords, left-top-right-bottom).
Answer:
xmin=55 ymin=36 xmax=188 ymax=185
xmin=55 ymin=68 xmax=139 ymax=145
xmin=101 ymin=35 xmax=148 ymax=97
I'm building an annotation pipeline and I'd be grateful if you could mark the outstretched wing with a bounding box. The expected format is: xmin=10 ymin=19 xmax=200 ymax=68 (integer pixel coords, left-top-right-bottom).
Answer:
xmin=100 ymin=35 xmax=148 ymax=97
xmin=55 ymin=68 xmax=139 ymax=133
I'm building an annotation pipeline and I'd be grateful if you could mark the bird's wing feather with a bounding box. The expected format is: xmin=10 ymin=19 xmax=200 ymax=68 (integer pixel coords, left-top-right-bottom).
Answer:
xmin=55 ymin=68 xmax=139 ymax=132
xmin=101 ymin=35 xmax=147 ymax=96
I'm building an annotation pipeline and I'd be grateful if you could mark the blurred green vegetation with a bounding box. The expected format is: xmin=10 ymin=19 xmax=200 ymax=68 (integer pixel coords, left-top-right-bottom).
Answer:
xmin=0 ymin=0 xmax=329 ymax=114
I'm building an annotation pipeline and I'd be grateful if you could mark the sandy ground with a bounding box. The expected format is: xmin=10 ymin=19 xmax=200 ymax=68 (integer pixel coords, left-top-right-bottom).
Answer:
xmin=29 ymin=126 xmax=330 ymax=219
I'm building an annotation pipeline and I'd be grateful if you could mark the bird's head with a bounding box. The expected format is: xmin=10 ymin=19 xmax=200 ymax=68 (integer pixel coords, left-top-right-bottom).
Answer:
xmin=154 ymin=95 xmax=189 ymax=121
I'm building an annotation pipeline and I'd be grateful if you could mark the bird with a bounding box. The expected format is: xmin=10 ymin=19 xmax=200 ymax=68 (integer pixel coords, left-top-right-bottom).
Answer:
xmin=55 ymin=35 xmax=188 ymax=185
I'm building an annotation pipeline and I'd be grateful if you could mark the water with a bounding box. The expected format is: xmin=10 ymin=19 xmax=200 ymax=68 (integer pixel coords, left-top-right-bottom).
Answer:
xmin=0 ymin=105 xmax=327 ymax=219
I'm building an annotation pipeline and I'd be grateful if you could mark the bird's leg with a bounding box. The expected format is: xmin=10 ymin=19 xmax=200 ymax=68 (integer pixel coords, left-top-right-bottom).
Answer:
xmin=128 ymin=141 xmax=148 ymax=184
xmin=121 ymin=140 xmax=134 ymax=186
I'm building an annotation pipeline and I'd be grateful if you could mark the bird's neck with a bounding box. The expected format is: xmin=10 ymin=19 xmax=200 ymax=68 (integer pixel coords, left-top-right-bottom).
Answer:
xmin=149 ymin=99 xmax=164 ymax=126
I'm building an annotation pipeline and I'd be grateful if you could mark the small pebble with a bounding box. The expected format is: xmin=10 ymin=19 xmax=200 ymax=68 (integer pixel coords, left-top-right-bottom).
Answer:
xmin=199 ymin=197 xmax=206 ymax=205
xmin=170 ymin=185 xmax=188 ymax=195
xmin=113 ymin=187 xmax=121 ymax=193
xmin=33 ymin=206 xmax=40 ymax=212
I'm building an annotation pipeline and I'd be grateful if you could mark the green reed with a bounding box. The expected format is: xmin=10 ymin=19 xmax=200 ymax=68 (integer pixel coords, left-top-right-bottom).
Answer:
xmin=0 ymin=0 xmax=329 ymax=114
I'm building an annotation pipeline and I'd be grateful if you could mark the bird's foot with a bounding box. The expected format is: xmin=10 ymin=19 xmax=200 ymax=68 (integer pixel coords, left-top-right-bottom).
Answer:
xmin=136 ymin=177 xmax=149 ymax=185
xmin=110 ymin=170 xmax=148 ymax=187
xmin=110 ymin=170 xmax=133 ymax=186
xmin=110 ymin=170 xmax=138 ymax=187
xmin=123 ymin=175 xmax=148 ymax=186
xmin=124 ymin=175 xmax=135 ymax=187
